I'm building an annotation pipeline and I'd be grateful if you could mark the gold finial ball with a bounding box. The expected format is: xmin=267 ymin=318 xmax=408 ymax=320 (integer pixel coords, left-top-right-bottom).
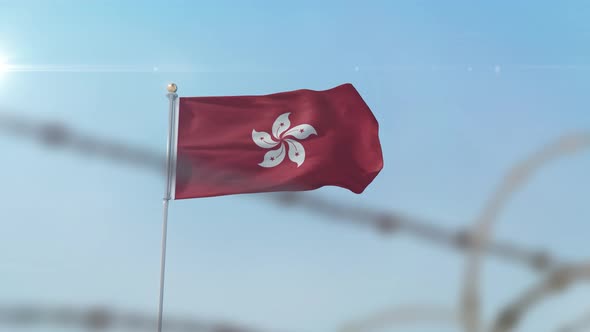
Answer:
xmin=167 ymin=83 xmax=178 ymax=93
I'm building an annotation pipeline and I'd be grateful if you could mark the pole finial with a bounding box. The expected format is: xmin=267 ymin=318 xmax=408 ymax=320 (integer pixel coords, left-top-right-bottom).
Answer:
xmin=167 ymin=83 xmax=178 ymax=93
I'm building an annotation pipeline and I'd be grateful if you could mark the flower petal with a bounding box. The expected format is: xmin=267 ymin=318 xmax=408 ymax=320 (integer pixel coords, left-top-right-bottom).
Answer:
xmin=258 ymin=143 xmax=286 ymax=168
xmin=252 ymin=130 xmax=279 ymax=149
xmin=283 ymin=124 xmax=317 ymax=140
xmin=285 ymin=139 xmax=306 ymax=167
xmin=272 ymin=112 xmax=291 ymax=139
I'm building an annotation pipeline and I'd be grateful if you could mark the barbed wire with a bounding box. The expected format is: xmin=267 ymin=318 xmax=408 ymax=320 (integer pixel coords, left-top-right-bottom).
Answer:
xmin=0 ymin=111 xmax=560 ymax=272
xmin=337 ymin=304 xmax=457 ymax=332
xmin=314 ymin=132 xmax=590 ymax=332
xmin=460 ymin=132 xmax=590 ymax=332
xmin=2 ymin=111 xmax=589 ymax=332
xmin=0 ymin=304 xmax=280 ymax=332
xmin=273 ymin=192 xmax=557 ymax=271
xmin=554 ymin=310 xmax=590 ymax=332
xmin=490 ymin=260 xmax=590 ymax=332
xmin=0 ymin=112 xmax=165 ymax=173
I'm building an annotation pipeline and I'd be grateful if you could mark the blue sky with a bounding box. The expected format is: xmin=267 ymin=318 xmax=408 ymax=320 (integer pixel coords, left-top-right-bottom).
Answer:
xmin=1 ymin=1 xmax=590 ymax=332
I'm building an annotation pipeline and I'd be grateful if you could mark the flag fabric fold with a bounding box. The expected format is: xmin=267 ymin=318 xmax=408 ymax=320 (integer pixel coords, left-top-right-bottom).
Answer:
xmin=174 ymin=83 xmax=383 ymax=199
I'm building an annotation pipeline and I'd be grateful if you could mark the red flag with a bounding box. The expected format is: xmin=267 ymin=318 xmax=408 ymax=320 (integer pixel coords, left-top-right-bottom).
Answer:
xmin=173 ymin=83 xmax=383 ymax=199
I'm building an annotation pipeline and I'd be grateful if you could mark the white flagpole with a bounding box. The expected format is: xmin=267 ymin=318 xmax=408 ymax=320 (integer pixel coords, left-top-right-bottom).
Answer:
xmin=157 ymin=83 xmax=178 ymax=332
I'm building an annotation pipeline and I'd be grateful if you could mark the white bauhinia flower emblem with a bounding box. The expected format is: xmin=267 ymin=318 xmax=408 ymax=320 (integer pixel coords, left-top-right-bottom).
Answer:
xmin=252 ymin=112 xmax=318 ymax=168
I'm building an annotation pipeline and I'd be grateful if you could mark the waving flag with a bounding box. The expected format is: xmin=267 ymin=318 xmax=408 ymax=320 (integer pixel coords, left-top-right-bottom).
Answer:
xmin=173 ymin=83 xmax=383 ymax=199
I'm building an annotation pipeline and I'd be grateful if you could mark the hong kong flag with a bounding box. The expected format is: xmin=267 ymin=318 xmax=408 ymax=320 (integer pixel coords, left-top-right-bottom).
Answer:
xmin=173 ymin=83 xmax=383 ymax=199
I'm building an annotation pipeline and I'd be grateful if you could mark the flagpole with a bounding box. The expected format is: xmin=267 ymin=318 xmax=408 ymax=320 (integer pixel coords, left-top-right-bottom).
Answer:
xmin=157 ymin=83 xmax=178 ymax=332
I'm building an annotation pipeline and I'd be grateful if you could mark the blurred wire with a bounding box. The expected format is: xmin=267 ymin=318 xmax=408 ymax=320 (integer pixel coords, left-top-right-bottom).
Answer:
xmin=3 ymin=111 xmax=589 ymax=332
xmin=0 ymin=304 xmax=279 ymax=332
xmin=337 ymin=305 xmax=457 ymax=332
xmin=273 ymin=192 xmax=558 ymax=271
xmin=554 ymin=310 xmax=590 ymax=332
xmin=0 ymin=111 xmax=560 ymax=272
xmin=460 ymin=133 xmax=590 ymax=332
xmin=490 ymin=260 xmax=590 ymax=332
xmin=0 ymin=112 xmax=165 ymax=173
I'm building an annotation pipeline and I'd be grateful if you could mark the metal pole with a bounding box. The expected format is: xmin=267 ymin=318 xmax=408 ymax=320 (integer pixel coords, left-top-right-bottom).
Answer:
xmin=157 ymin=83 xmax=178 ymax=332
